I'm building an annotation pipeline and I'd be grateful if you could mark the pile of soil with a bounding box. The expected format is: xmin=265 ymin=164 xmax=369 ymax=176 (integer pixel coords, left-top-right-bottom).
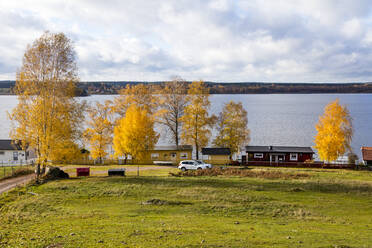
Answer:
xmin=43 ymin=167 xmax=69 ymax=180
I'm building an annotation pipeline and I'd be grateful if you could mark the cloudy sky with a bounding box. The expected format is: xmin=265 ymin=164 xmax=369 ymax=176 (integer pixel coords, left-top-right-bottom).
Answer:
xmin=1 ymin=0 xmax=372 ymax=82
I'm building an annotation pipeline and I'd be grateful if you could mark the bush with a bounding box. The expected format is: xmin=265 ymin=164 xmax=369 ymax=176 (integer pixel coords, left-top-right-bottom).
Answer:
xmin=43 ymin=166 xmax=69 ymax=180
xmin=170 ymin=167 xmax=309 ymax=180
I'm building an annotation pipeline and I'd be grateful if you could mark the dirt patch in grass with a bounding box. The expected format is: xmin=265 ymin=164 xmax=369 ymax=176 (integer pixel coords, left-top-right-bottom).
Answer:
xmin=141 ymin=198 xmax=192 ymax=206
xmin=170 ymin=167 xmax=310 ymax=180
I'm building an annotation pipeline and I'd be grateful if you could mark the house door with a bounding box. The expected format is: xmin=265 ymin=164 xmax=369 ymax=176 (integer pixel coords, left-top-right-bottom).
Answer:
xmin=271 ymin=154 xmax=284 ymax=162
xmin=271 ymin=155 xmax=277 ymax=162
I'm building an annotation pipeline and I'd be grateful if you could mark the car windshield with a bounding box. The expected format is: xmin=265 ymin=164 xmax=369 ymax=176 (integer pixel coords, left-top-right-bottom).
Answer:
xmin=196 ymin=160 xmax=203 ymax=164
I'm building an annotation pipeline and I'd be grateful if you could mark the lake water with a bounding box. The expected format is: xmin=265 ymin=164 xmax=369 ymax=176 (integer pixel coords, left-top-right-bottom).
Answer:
xmin=1 ymin=94 xmax=372 ymax=159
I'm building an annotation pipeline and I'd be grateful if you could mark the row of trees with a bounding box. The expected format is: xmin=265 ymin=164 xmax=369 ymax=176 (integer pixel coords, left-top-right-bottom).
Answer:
xmin=9 ymin=32 xmax=250 ymax=177
xmin=9 ymin=31 xmax=355 ymax=179
xmin=86 ymin=80 xmax=250 ymax=163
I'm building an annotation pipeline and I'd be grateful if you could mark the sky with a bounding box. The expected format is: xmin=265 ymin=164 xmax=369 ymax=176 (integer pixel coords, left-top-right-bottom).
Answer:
xmin=1 ymin=0 xmax=372 ymax=82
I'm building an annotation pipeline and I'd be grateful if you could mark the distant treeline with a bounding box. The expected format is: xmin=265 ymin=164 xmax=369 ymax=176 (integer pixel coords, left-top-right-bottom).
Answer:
xmin=2 ymin=80 xmax=372 ymax=96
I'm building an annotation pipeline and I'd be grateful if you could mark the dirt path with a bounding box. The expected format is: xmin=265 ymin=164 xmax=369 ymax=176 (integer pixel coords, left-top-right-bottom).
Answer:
xmin=0 ymin=174 xmax=35 ymax=194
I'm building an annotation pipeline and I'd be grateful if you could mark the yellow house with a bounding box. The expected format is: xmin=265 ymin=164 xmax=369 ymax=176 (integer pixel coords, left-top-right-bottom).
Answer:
xmin=145 ymin=145 xmax=193 ymax=165
xmin=202 ymin=148 xmax=231 ymax=165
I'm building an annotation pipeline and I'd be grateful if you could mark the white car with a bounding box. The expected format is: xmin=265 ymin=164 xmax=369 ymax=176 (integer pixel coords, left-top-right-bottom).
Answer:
xmin=178 ymin=160 xmax=212 ymax=171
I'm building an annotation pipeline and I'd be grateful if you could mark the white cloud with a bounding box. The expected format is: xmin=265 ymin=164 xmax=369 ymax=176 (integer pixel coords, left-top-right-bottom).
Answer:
xmin=1 ymin=0 xmax=372 ymax=82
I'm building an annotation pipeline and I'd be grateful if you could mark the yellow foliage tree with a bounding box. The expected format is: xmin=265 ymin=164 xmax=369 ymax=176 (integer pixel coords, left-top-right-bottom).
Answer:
xmin=113 ymin=104 xmax=159 ymax=174
xmin=180 ymin=81 xmax=216 ymax=159
xmin=9 ymin=31 xmax=85 ymax=175
xmin=84 ymin=100 xmax=113 ymax=163
xmin=314 ymin=99 xmax=353 ymax=162
xmin=113 ymin=83 xmax=158 ymax=117
xmin=213 ymin=101 xmax=250 ymax=155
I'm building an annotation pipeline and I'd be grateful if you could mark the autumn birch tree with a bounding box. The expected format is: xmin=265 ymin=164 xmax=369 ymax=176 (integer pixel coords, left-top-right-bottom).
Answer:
xmin=9 ymin=31 xmax=84 ymax=177
xmin=213 ymin=101 xmax=250 ymax=155
xmin=180 ymin=81 xmax=216 ymax=159
xmin=84 ymin=100 xmax=113 ymax=163
xmin=158 ymin=78 xmax=187 ymax=147
xmin=314 ymin=99 xmax=353 ymax=162
xmin=113 ymin=104 xmax=159 ymax=175
xmin=113 ymin=83 xmax=158 ymax=118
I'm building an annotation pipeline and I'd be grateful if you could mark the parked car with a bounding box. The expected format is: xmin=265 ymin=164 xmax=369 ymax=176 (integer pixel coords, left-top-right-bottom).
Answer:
xmin=178 ymin=160 xmax=212 ymax=171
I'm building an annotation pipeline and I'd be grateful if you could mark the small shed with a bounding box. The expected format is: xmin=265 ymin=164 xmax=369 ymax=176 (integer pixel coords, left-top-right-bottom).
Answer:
xmin=201 ymin=148 xmax=231 ymax=165
xmin=361 ymin=147 xmax=372 ymax=166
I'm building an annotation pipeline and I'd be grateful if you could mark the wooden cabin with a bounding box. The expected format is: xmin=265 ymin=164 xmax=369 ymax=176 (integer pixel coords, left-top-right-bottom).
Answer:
xmin=361 ymin=147 xmax=372 ymax=166
xmin=145 ymin=145 xmax=192 ymax=165
xmin=201 ymin=148 xmax=231 ymax=165
xmin=244 ymin=146 xmax=314 ymax=163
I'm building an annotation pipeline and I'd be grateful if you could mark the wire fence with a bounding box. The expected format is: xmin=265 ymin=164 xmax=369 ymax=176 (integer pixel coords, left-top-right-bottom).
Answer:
xmin=0 ymin=160 xmax=35 ymax=180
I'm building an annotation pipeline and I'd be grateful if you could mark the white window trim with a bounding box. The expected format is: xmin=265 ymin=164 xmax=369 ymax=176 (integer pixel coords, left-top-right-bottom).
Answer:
xmin=151 ymin=153 xmax=159 ymax=159
xmin=254 ymin=153 xmax=263 ymax=159
xmin=180 ymin=152 xmax=188 ymax=159
xmin=290 ymin=153 xmax=298 ymax=161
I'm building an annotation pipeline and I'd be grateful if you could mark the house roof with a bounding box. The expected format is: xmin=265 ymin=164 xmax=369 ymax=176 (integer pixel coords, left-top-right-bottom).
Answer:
xmin=201 ymin=148 xmax=231 ymax=155
xmin=0 ymin=140 xmax=22 ymax=151
xmin=245 ymin=145 xmax=314 ymax=153
xmin=150 ymin=145 xmax=192 ymax=151
xmin=361 ymin=147 xmax=372 ymax=161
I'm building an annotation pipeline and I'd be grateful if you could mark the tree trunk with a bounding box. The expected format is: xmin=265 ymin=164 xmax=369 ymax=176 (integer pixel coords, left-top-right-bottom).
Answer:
xmin=196 ymin=144 xmax=199 ymax=160
xmin=36 ymin=163 xmax=41 ymax=182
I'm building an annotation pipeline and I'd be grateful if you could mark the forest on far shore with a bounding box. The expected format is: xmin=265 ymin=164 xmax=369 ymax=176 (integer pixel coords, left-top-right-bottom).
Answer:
xmin=1 ymin=80 xmax=372 ymax=96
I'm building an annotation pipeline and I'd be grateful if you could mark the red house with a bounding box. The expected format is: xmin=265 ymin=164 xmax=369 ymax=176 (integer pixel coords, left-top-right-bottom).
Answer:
xmin=361 ymin=147 xmax=372 ymax=166
xmin=245 ymin=146 xmax=314 ymax=163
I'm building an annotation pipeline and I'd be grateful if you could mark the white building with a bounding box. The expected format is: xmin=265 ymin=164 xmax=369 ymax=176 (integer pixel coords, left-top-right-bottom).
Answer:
xmin=0 ymin=140 xmax=27 ymax=165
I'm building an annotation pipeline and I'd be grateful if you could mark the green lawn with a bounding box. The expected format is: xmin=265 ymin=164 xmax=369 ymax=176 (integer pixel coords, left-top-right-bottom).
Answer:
xmin=0 ymin=167 xmax=372 ymax=247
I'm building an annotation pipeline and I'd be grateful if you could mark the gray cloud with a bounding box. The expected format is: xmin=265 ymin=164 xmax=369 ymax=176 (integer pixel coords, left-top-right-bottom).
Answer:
xmin=1 ymin=0 xmax=372 ymax=82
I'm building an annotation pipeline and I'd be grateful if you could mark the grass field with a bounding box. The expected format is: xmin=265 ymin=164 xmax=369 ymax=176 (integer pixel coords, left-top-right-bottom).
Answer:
xmin=0 ymin=167 xmax=372 ymax=247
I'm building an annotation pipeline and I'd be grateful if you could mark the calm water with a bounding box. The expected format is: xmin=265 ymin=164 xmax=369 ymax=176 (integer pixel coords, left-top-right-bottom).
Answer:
xmin=1 ymin=94 xmax=372 ymax=158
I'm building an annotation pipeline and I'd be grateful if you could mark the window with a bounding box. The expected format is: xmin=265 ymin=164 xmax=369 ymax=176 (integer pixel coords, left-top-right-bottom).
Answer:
xmin=151 ymin=153 xmax=159 ymax=159
xmin=254 ymin=153 xmax=263 ymax=159
xmin=180 ymin=152 xmax=188 ymax=159
xmin=0 ymin=151 xmax=4 ymax=155
xmin=13 ymin=152 xmax=18 ymax=161
xmin=171 ymin=153 xmax=177 ymax=158
xmin=290 ymin=153 xmax=298 ymax=161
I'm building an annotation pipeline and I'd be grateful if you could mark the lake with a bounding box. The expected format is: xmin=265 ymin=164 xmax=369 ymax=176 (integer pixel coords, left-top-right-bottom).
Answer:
xmin=1 ymin=94 xmax=372 ymax=159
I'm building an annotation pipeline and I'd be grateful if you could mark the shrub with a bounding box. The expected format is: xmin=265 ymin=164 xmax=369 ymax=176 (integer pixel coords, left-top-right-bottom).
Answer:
xmin=170 ymin=167 xmax=309 ymax=179
xmin=43 ymin=167 xmax=69 ymax=180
